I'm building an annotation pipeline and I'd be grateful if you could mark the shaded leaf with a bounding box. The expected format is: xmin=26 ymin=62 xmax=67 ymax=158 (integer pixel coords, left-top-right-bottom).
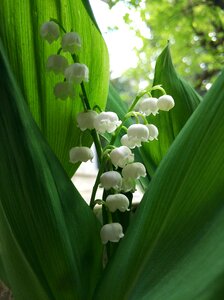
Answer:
xmin=0 ymin=0 xmax=109 ymax=177
xmin=94 ymin=68 xmax=224 ymax=299
xmin=0 ymin=40 xmax=102 ymax=300
xmin=141 ymin=45 xmax=202 ymax=175
xmin=0 ymin=251 xmax=9 ymax=288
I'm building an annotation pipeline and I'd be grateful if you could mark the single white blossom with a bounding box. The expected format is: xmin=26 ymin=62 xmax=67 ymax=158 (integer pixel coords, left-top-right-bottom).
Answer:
xmin=157 ymin=95 xmax=175 ymax=111
xmin=106 ymin=194 xmax=130 ymax=212
xmin=100 ymin=171 xmax=122 ymax=190
xmin=146 ymin=124 xmax=159 ymax=141
xmin=54 ymin=82 xmax=75 ymax=100
xmin=110 ymin=146 xmax=134 ymax=168
xmin=122 ymin=162 xmax=146 ymax=179
xmin=61 ymin=32 xmax=81 ymax=54
xmin=94 ymin=112 xmax=121 ymax=134
xmin=46 ymin=55 xmax=68 ymax=74
xmin=64 ymin=63 xmax=89 ymax=84
xmin=139 ymin=97 xmax=158 ymax=116
xmin=40 ymin=21 xmax=60 ymax=44
xmin=69 ymin=146 xmax=94 ymax=164
xmin=77 ymin=110 xmax=98 ymax=131
xmin=124 ymin=124 xmax=149 ymax=148
xmin=100 ymin=223 xmax=124 ymax=244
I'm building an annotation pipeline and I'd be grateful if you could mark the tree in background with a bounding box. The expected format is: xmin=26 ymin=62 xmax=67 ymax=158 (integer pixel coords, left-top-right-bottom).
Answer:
xmin=109 ymin=0 xmax=224 ymax=95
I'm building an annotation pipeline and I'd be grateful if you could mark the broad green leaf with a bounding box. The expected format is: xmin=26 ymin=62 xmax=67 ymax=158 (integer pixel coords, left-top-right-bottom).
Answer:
xmin=94 ymin=69 xmax=224 ymax=298
xmin=0 ymin=0 xmax=109 ymax=177
xmin=0 ymin=40 xmax=102 ymax=300
xmin=106 ymin=83 xmax=129 ymax=120
xmin=141 ymin=45 xmax=202 ymax=175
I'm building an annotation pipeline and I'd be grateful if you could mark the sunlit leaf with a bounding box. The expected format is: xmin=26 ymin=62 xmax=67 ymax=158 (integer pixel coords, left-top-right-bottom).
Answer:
xmin=141 ymin=45 xmax=202 ymax=175
xmin=0 ymin=40 xmax=102 ymax=300
xmin=94 ymin=67 xmax=224 ymax=299
xmin=0 ymin=0 xmax=109 ymax=177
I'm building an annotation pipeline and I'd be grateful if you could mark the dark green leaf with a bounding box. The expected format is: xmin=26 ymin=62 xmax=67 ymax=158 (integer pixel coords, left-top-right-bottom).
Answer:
xmin=0 ymin=40 xmax=102 ymax=300
xmin=94 ymin=67 xmax=224 ymax=299
xmin=141 ymin=45 xmax=202 ymax=175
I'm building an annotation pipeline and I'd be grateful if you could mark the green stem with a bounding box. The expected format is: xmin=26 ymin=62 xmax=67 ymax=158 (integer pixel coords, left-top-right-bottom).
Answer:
xmin=90 ymin=164 xmax=105 ymax=209
xmin=151 ymin=84 xmax=166 ymax=95
xmin=80 ymin=82 xmax=91 ymax=110
xmin=91 ymin=129 xmax=103 ymax=162
xmin=50 ymin=18 xmax=67 ymax=33
xmin=71 ymin=54 xmax=103 ymax=161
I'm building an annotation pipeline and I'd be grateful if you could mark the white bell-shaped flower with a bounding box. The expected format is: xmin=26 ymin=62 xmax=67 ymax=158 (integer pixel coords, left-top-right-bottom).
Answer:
xmin=100 ymin=223 xmax=124 ymax=244
xmin=157 ymin=95 xmax=175 ymax=111
xmin=121 ymin=178 xmax=136 ymax=192
xmin=106 ymin=194 xmax=130 ymax=212
xmin=46 ymin=55 xmax=68 ymax=74
xmin=64 ymin=63 xmax=89 ymax=84
xmin=110 ymin=146 xmax=134 ymax=168
xmin=94 ymin=112 xmax=121 ymax=134
xmin=61 ymin=32 xmax=81 ymax=54
xmin=139 ymin=97 xmax=158 ymax=116
xmin=121 ymin=134 xmax=137 ymax=149
xmin=146 ymin=124 xmax=159 ymax=141
xmin=69 ymin=146 xmax=94 ymax=164
xmin=125 ymin=124 xmax=149 ymax=148
xmin=40 ymin=21 xmax=60 ymax=44
xmin=54 ymin=82 xmax=75 ymax=100
xmin=122 ymin=162 xmax=146 ymax=179
xmin=77 ymin=110 xmax=98 ymax=131
xmin=100 ymin=171 xmax=122 ymax=190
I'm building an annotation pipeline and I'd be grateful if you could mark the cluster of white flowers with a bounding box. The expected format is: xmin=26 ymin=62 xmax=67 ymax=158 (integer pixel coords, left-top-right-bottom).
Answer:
xmin=139 ymin=95 xmax=175 ymax=115
xmin=40 ymin=20 xmax=175 ymax=247
xmin=40 ymin=20 xmax=89 ymax=100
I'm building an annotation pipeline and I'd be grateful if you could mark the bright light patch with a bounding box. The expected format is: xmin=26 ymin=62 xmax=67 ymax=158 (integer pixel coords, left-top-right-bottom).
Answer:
xmin=89 ymin=0 xmax=149 ymax=78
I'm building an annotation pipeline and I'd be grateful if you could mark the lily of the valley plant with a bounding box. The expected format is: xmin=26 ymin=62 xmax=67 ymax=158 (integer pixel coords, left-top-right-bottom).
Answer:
xmin=1 ymin=1 xmax=224 ymax=300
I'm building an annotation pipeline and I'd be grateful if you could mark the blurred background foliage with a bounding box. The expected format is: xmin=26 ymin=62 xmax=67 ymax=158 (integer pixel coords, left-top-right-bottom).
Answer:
xmin=107 ymin=0 xmax=224 ymax=98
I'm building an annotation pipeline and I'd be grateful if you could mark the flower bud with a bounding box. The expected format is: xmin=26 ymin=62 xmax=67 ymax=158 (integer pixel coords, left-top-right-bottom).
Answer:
xmin=146 ymin=124 xmax=159 ymax=141
xmin=139 ymin=97 xmax=158 ymax=116
xmin=46 ymin=55 xmax=68 ymax=74
xmin=64 ymin=63 xmax=89 ymax=84
xmin=106 ymin=194 xmax=129 ymax=212
xmin=54 ymin=82 xmax=75 ymax=100
xmin=100 ymin=171 xmax=122 ymax=190
xmin=77 ymin=110 xmax=98 ymax=131
xmin=157 ymin=95 xmax=175 ymax=111
xmin=40 ymin=21 xmax=60 ymax=44
xmin=62 ymin=32 xmax=81 ymax=54
xmin=122 ymin=162 xmax=146 ymax=179
xmin=69 ymin=146 xmax=94 ymax=164
xmin=110 ymin=146 xmax=134 ymax=168
xmin=125 ymin=124 xmax=149 ymax=148
xmin=94 ymin=112 xmax=121 ymax=134
xmin=100 ymin=223 xmax=124 ymax=244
